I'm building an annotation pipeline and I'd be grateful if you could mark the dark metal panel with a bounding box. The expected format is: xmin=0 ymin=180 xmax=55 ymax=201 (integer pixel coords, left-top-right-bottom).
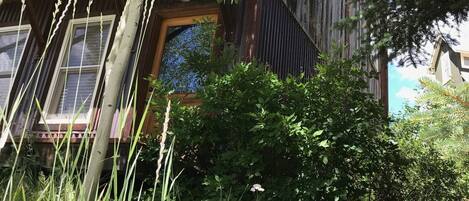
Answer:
xmin=2 ymin=0 xmax=53 ymax=135
xmin=256 ymin=0 xmax=319 ymax=79
xmin=0 ymin=2 xmax=23 ymax=26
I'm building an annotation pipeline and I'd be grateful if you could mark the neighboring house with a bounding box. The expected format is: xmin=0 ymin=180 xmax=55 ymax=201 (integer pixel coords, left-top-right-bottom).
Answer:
xmin=0 ymin=0 xmax=387 ymax=148
xmin=429 ymin=37 xmax=469 ymax=84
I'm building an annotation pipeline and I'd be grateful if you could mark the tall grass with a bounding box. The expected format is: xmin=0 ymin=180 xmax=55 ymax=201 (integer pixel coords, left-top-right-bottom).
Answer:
xmin=0 ymin=0 xmax=179 ymax=200
xmin=1 ymin=88 xmax=178 ymax=201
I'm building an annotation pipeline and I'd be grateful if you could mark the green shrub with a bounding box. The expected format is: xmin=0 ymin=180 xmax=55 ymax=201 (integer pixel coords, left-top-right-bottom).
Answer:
xmin=393 ymin=106 xmax=468 ymax=200
xmin=143 ymin=55 xmax=407 ymax=200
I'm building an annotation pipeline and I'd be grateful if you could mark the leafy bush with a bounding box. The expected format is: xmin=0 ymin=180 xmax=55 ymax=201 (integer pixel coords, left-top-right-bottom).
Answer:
xmin=392 ymin=118 xmax=468 ymax=200
xmin=391 ymin=79 xmax=469 ymax=200
xmin=143 ymin=55 xmax=407 ymax=200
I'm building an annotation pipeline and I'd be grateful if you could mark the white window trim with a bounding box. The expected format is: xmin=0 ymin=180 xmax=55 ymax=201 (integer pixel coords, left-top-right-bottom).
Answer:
xmin=0 ymin=24 xmax=31 ymax=108
xmin=460 ymin=52 xmax=469 ymax=69
xmin=40 ymin=15 xmax=116 ymax=125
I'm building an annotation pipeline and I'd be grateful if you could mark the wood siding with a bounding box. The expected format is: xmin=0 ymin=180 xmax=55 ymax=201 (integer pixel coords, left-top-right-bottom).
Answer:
xmin=256 ymin=0 xmax=319 ymax=78
xmin=282 ymin=0 xmax=383 ymax=103
xmin=1 ymin=0 xmax=387 ymax=141
xmin=0 ymin=0 xmax=128 ymax=140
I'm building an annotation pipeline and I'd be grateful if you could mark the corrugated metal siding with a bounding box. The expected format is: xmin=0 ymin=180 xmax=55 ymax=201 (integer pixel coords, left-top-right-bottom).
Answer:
xmin=256 ymin=0 xmax=319 ymax=79
xmin=0 ymin=2 xmax=23 ymax=26
xmin=260 ymin=0 xmax=383 ymax=101
xmin=0 ymin=1 xmax=51 ymax=134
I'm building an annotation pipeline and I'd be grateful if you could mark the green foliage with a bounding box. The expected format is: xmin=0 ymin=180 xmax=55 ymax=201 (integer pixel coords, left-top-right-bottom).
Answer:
xmin=145 ymin=55 xmax=407 ymax=200
xmin=181 ymin=18 xmax=237 ymax=76
xmin=395 ymin=79 xmax=468 ymax=166
xmin=0 ymin=141 xmax=82 ymax=201
xmin=393 ymin=129 xmax=467 ymax=200
xmin=392 ymin=79 xmax=469 ymax=199
xmin=158 ymin=17 xmax=237 ymax=92
xmin=340 ymin=0 xmax=469 ymax=66
xmin=416 ymin=79 xmax=468 ymax=163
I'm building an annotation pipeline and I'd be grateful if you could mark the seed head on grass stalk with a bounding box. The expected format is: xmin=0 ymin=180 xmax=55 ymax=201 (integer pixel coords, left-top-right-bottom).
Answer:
xmin=150 ymin=99 xmax=172 ymax=201
xmin=155 ymin=99 xmax=171 ymax=185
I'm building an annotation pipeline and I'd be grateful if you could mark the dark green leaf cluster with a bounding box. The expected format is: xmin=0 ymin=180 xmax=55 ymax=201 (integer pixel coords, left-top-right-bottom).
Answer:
xmin=392 ymin=116 xmax=468 ymax=200
xmin=143 ymin=56 xmax=408 ymax=200
xmin=390 ymin=80 xmax=469 ymax=200
xmin=340 ymin=0 xmax=469 ymax=66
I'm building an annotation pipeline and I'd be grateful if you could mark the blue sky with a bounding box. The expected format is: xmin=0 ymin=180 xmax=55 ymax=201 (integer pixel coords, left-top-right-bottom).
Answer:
xmin=388 ymin=20 xmax=469 ymax=115
xmin=388 ymin=64 xmax=422 ymax=115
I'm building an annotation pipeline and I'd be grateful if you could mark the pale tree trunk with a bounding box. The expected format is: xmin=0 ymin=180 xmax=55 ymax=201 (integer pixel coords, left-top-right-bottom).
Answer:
xmin=82 ymin=0 xmax=143 ymax=200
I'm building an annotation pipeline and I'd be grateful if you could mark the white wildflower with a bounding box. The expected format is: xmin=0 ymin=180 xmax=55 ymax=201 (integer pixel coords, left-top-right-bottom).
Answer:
xmin=250 ymin=184 xmax=265 ymax=192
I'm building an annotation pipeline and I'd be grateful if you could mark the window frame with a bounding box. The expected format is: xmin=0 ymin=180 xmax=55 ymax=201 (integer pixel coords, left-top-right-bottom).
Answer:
xmin=461 ymin=52 xmax=469 ymax=69
xmin=0 ymin=24 xmax=31 ymax=108
xmin=40 ymin=15 xmax=116 ymax=125
xmin=151 ymin=14 xmax=219 ymax=100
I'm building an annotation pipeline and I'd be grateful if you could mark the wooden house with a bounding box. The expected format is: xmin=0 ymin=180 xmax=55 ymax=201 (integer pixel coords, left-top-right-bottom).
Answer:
xmin=429 ymin=37 xmax=469 ymax=84
xmin=0 ymin=0 xmax=387 ymax=155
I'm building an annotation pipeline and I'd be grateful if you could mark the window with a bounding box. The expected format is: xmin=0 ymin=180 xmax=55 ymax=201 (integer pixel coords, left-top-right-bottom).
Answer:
xmin=152 ymin=15 xmax=218 ymax=93
xmin=463 ymin=56 xmax=469 ymax=68
xmin=42 ymin=16 xmax=115 ymax=124
xmin=0 ymin=25 xmax=30 ymax=108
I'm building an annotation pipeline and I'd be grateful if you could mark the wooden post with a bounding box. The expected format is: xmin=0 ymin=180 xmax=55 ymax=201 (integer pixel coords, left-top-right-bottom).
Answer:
xmin=240 ymin=0 xmax=262 ymax=61
xmin=378 ymin=48 xmax=389 ymax=116
xmin=82 ymin=0 xmax=143 ymax=200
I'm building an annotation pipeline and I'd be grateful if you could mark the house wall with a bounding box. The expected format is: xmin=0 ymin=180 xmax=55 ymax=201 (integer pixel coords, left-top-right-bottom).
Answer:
xmin=255 ymin=0 xmax=319 ymax=78
xmin=1 ymin=0 xmax=229 ymax=141
xmin=450 ymin=51 xmax=464 ymax=84
xmin=436 ymin=57 xmax=443 ymax=82
xmin=0 ymin=0 xmax=53 ymax=134
xmin=434 ymin=43 xmax=465 ymax=85
xmin=0 ymin=0 xmax=129 ymax=167
xmin=282 ymin=0 xmax=356 ymax=54
xmin=0 ymin=0 xmax=127 ymax=138
xmin=1 ymin=0 xmax=387 ymax=141
xmin=282 ymin=0 xmax=382 ymax=103
xmin=459 ymin=52 xmax=469 ymax=81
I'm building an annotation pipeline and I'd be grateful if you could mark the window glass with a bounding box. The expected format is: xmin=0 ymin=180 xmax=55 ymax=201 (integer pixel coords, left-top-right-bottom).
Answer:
xmin=47 ymin=19 xmax=112 ymax=118
xmin=158 ymin=23 xmax=214 ymax=93
xmin=463 ymin=57 xmax=469 ymax=67
xmin=54 ymin=71 xmax=97 ymax=114
xmin=0 ymin=28 xmax=29 ymax=106
xmin=62 ymin=23 xmax=110 ymax=67
xmin=0 ymin=78 xmax=11 ymax=106
xmin=0 ymin=29 xmax=28 ymax=71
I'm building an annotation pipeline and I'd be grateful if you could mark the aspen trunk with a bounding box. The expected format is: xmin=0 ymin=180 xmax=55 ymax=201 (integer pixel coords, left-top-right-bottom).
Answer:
xmin=82 ymin=0 xmax=143 ymax=200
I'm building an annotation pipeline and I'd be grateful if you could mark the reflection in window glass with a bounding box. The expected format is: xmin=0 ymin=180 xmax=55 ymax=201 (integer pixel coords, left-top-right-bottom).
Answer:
xmin=48 ymin=20 xmax=112 ymax=117
xmin=62 ymin=23 xmax=110 ymax=67
xmin=0 ymin=29 xmax=28 ymax=71
xmin=158 ymin=23 xmax=213 ymax=93
xmin=0 ymin=78 xmax=12 ymax=106
xmin=54 ymin=71 xmax=97 ymax=114
xmin=464 ymin=57 xmax=469 ymax=67
xmin=0 ymin=28 xmax=29 ymax=107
